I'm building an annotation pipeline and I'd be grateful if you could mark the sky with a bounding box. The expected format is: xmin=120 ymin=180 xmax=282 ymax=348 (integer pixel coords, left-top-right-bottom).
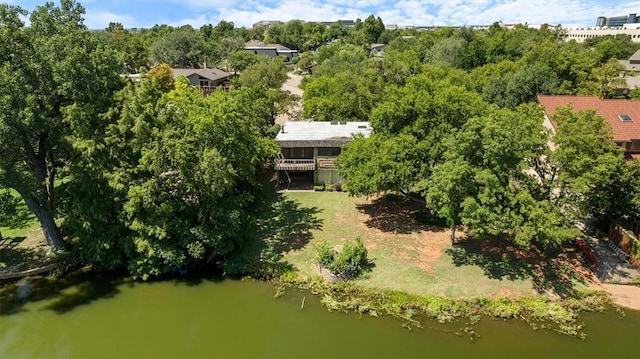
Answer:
xmin=4 ymin=0 xmax=640 ymax=29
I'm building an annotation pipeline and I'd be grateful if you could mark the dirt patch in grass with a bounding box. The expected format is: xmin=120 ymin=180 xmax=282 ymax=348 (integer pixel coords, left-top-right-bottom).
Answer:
xmin=353 ymin=194 xmax=451 ymax=272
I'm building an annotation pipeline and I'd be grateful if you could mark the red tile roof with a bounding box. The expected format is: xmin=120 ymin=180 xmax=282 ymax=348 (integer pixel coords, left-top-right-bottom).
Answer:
xmin=538 ymin=95 xmax=640 ymax=142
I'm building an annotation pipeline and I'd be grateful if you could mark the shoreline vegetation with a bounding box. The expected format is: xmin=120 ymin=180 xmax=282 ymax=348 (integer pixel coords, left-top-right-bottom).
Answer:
xmin=270 ymin=275 xmax=612 ymax=339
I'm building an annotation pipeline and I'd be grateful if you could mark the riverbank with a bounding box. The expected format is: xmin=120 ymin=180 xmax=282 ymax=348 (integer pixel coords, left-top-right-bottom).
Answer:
xmin=601 ymin=284 xmax=640 ymax=311
xmin=272 ymin=275 xmax=611 ymax=338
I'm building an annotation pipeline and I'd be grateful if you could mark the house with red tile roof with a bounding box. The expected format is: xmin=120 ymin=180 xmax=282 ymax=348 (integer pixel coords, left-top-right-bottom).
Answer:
xmin=538 ymin=95 xmax=640 ymax=159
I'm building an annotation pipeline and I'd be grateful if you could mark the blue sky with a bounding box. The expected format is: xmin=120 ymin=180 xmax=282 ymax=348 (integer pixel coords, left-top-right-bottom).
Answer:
xmin=4 ymin=0 xmax=640 ymax=29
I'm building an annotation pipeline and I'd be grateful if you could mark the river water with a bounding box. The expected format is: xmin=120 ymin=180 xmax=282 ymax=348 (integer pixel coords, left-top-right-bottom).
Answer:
xmin=1 ymin=271 xmax=638 ymax=358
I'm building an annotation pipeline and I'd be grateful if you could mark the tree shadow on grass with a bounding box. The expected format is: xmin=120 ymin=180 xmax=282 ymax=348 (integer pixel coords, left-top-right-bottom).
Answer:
xmin=446 ymin=238 xmax=586 ymax=298
xmin=0 ymin=237 xmax=43 ymax=267
xmin=0 ymin=269 xmax=126 ymax=316
xmin=356 ymin=193 xmax=447 ymax=234
xmin=228 ymin=184 xmax=324 ymax=275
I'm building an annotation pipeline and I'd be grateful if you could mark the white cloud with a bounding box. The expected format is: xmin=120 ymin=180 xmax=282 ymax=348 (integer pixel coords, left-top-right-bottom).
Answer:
xmin=83 ymin=11 xmax=139 ymax=29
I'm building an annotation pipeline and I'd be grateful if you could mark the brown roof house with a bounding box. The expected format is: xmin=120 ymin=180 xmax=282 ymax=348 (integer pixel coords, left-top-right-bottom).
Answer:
xmin=172 ymin=68 xmax=233 ymax=95
xmin=538 ymin=95 xmax=640 ymax=158
xmin=275 ymin=121 xmax=372 ymax=188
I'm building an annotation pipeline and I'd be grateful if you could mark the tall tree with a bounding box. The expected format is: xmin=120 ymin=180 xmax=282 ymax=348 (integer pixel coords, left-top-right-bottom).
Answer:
xmin=63 ymin=78 xmax=278 ymax=278
xmin=0 ymin=1 xmax=123 ymax=250
xmin=149 ymin=28 xmax=205 ymax=68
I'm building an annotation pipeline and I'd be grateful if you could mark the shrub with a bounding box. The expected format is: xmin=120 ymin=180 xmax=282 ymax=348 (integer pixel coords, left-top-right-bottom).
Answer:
xmin=315 ymin=237 xmax=373 ymax=279
xmin=333 ymin=183 xmax=342 ymax=192
xmin=313 ymin=185 xmax=325 ymax=191
xmin=315 ymin=241 xmax=335 ymax=268
xmin=325 ymin=183 xmax=333 ymax=191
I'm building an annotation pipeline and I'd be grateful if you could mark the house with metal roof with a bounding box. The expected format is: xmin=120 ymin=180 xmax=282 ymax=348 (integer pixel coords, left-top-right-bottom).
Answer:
xmin=275 ymin=121 xmax=372 ymax=187
xmin=244 ymin=40 xmax=299 ymax=63
xmin=538 ymin=95 xmax=640 ymax=159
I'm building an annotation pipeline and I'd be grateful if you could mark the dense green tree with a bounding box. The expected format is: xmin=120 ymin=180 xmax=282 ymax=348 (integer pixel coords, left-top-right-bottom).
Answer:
xmin=546 ymin=106 xmax=627 ymax=223
xmin=361 ymin=15 xmax=385 ymax=44
xmin=235 ymin=57 xmax=293 ymax=128
xmin=303 ymin=43 xmax=382 ymax=122
xmin=227 ymin=50 xmax=258 ymax=73
xmin=63 ymin=78 xmax=278 ymax=278
xmin=586 ymin=34 xmax=640 ymax=63
xmin=215 ymin=35 xmax=246 ymax=66
xmin=427 ymin=106 xmax=579 ymax=248
xmin=149 ymin=28 xmax=205 ymax=68
xmin=589 ymin=58 xmax=625 ymax=98
xmin=0 ymin=0 xmax=123 ymax=250
xmin=303 ymin=67 xmax=382 ymax=122
xmin=237 ymin=57 xmax=288 ymax=90
xmin=338 ymin=72 xmax=488 ymax=196
xmin=301 ymin=21 xmax=328 ymax=51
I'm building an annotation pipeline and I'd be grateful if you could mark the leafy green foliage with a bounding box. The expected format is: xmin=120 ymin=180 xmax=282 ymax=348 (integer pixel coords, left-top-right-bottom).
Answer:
xmin=0 ymin=0 xmax=123 ymax=249
xmin=314 ymin=241 xmax=334 ymax=268
xmin=315 ymin=237 xmax=372 ymax=279
xmin=149 ymin=28 xmax=205 ymax=68
xmin=62 ymin=75 xmax=278 ymax=279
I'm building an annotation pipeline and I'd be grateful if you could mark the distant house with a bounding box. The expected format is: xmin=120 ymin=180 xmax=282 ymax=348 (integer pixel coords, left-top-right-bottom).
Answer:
xmin=252 ymin=20 xmax=282 ymax=30
xmin=275 ymin=121 xmax=372 ymax=187
xmin=244 ymin=40 xmax=299 ymax=63
xmin=370 ymin=43 xmax=386 ymax=58
xmin=620 ymin=49 xmax=640 ymax=72
xmin=172 ymin=68 xmax=233 ymax=95
xmin=538 ymin=95 xmax=640 ymax=159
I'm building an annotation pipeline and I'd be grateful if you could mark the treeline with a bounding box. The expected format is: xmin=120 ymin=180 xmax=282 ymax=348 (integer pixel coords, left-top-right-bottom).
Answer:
xmin=3 ymin=0 xmax=640 ymax=278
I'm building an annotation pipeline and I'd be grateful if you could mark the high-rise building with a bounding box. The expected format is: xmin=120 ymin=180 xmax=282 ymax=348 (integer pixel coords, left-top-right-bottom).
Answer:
xmin=596 ymin=13 xmax=639 ymax=27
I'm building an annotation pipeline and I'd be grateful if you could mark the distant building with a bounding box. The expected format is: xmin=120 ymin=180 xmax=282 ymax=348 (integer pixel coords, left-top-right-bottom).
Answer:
xmin=370 ymin=43 xmax=386 ymax=58
xmin=320 ymin=19 xmax=356 ymax=27
xmin=596 ymin=14 xmax=639 ymax=28
xmin=620 ymin=49 xmax=640 ymax=71
xmin=275 ymin=121 xmax=372 ymax=187
xmin=252 ymin=20 xmax=282 ymax=30
xmin=244 ymin=40 xmax=299 ymax=63
xmin=562 ymin=27 xmax=640 ymax=43
xmin=538 ymin=95 xmax=640 ymax=159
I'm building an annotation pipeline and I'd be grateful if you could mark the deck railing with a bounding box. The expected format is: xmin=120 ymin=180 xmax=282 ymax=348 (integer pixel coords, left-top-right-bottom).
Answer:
xmin=276 ymin=159 xmax=316 ymax=171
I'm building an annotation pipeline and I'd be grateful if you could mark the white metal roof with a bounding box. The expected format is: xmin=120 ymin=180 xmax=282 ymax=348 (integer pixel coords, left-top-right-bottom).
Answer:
xmin=276 ymin=121 xmax=372 ymax=142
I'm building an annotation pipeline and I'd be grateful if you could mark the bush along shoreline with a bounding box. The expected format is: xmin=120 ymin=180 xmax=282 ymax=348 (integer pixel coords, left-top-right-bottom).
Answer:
xmin=270 ymin=274 xmax=612 ymax=339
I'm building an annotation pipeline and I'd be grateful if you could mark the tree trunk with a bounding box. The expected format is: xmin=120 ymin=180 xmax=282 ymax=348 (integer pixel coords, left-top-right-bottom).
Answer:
xmin=19 ymin=190 xmax=64 ymax=250
xmin=450 ymin=224 xmax=456 ymax=246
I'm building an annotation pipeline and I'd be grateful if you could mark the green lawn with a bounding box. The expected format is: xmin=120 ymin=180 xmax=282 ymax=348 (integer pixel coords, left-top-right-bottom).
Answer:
xmin=280 ymin=191 xmax=540 ymax=298
xmin=0 ymin=191 xmax=46 ymax=268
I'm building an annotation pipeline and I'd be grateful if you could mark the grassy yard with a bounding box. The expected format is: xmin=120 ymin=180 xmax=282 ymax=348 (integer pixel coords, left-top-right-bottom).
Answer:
xmin=0 ymin=192 xmax=46 ymax=269
xmin=278 ymin=191 xmax=590 ymax=299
